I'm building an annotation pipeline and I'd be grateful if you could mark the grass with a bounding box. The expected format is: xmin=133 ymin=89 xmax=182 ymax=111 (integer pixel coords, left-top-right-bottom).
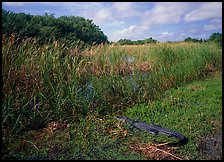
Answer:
xmin=124 ymin=72 xmax=222 ymax=159
xmin=2 ymin=35 xmax=222 ymax=159
xmin=2 ymin=72 xmax=221 ymax=160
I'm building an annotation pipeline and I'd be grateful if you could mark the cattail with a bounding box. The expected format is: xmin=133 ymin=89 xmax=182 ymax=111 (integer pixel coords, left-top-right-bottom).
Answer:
xmin=10 ymin=33 xmax=15 ymax=44
xmin=70 ymin=48 xmax=82 ymax=64
xmin=54 ymin=40 xmax=58 ymax=48
xmin=61 ymin=48 xmax=68 ymax=58
xmin=2 ymin=34 xmax=5 ymax=44
xmin=61 ymin=47 xmax=83 ymax=69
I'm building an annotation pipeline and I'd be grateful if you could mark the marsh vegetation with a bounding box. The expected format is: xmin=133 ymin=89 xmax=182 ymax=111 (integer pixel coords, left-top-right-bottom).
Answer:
xmin=2 ymin=34 xmax=222 ymax=159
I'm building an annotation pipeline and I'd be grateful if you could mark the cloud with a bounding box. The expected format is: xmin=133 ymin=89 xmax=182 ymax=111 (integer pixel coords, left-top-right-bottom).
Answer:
xmin=154 ymin=31 xmax=211 ymax=42
xmin=3 ymin=2 xmax=31 ymax=6
xmin=153 ymin=32 xmax=175 ymax=42
xmin=59 ymin=2 xmax=105 ymax=11
xmin=184 ymin=2 xmax=222 ymax=22
xmin=114 ymin=25 xmax=137 ymax=35
xmin=112 ymin=2 xmax=132 ymax=12
xmin=140 ymin=2 xmax=193 ymax=28
xmin=161 ymin=32 xmax=174 ymax=36
xmin=111 ymin=2 xmax=194 ymax=41
xmin=78 ymin=2 xmax=141 ymax=26
xmin=110 ymin=25 xmax=141 ymax=41
xmin=116 ymin=2 xmax=222 ymax=41
xmin=203 ymin=18 xmax=222 ymax=31
xmin=44 ymin=10 xmax=51 ymax=14
xmin=109 ymin=21 xmax=126 ymax=27
xmin=94 ymin=7 xmax=113 ymax=23
xmin=112 ymin=2 xmax=141 ymax=18
xmin=183 ymin=18 xmax=222 ymax=35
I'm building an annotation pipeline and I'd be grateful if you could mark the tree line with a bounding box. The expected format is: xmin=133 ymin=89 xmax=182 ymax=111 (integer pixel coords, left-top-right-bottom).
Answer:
xmin=2 ymin=9 xmax=108 ymax=47
xmin=116 ymin=32 xmax=222 ymax=47
xmin=116 ymin=37 xmax=157 ymax=45
xmin=184 ymin=32 xmax=222 ymax=46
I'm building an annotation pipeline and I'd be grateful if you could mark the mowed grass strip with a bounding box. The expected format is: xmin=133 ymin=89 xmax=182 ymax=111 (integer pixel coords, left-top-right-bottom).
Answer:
xmin=124 ymin=72 xmax=222 ymax=160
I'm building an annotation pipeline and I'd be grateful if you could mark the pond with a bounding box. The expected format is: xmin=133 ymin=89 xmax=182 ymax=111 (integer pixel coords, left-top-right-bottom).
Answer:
xmin=121 ymin=55 xmax=135 ymax=64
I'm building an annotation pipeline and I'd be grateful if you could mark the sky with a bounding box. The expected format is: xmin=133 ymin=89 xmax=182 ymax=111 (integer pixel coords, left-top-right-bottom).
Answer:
xmin=2 ymin=2 xmax=222 ymax=42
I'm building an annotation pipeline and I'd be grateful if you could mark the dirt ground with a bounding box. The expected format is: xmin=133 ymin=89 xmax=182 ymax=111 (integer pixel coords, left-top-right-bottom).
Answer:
xmin=199 ymin=71 xmax=223 ymax=160
xmin=199 ymin=128 xmax=222 ymax=160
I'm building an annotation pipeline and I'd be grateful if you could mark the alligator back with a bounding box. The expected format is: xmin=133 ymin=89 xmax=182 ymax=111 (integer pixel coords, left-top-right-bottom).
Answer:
xmin=115 ymin=116 xmax=188 ymax=146
xmin=133 ymin=122 xmax=188 ymax=146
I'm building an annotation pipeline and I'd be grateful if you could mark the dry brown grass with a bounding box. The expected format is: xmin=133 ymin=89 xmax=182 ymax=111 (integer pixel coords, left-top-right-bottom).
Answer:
xmin=205 ymin=63 xmax=215 ymax=73
xmin=139 ymin=61 xmax=153 ymax=73
xmin=128 ymin=142 xmax=183 ymax=160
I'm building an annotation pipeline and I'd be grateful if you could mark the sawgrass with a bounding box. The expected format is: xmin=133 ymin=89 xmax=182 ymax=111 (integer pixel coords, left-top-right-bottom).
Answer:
xmin=2 ymin=35 xmax=222 ymax=159
xmin=3 ymin=72 xmax=221 ymax=160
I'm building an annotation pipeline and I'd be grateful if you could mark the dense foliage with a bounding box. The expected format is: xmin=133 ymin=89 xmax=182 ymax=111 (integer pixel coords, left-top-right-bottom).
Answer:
xmin=208 ymin=32 xmax=222 ymax=47
xmin=184 ymin=33 xmax=222 ymax=47
xmin=117 ymin=33 xmax=222 ymax=47
xmin=2 ymin=9 xmax=108 ymax=46
xmin=117 ymin=37 xmax=157 ymax=45
xmin=184 ymin=37 xmax=203 ymax=43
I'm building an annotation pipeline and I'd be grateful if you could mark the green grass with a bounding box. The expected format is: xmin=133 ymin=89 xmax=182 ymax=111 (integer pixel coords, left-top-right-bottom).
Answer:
xmin=124 ymin=72 xmax=222 ymax=159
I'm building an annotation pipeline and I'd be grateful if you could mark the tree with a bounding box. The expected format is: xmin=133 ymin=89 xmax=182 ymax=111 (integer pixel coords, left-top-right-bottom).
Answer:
xmin=144 ymin=37 xmax=157 ymax=43
xmin=117 ymin=39 xmax=133 ymax=45
xmin=117 ymin=37 xmax=158 ymax=45
xmin=209 ymin=32 xmax=222 ymax=46
xmin=2 ymin=9 xmax=108 ymax=47
xmin=184 ymin=37 xmax=200 ymax=42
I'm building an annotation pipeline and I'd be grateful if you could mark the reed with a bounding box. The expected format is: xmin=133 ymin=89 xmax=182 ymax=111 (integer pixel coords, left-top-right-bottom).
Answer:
xmin=2 ymin=36 xmax=222 ymax=139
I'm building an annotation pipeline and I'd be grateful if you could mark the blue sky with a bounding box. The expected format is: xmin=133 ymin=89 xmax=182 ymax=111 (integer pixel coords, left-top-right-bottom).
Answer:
xmin=2 ymin=2 xmax=222 ymax=42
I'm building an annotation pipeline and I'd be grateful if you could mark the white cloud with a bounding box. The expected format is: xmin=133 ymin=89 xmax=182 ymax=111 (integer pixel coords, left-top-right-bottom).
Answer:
xmin=110 ymin=25 xmax=141 ymax=41
xmin=79 ymin=2 xmax=140 ymax=26
xmin=184 ymin=2 xmax=222 ymax=22
xmin=112 ymin=2 xmax=194 ymax=41
xmin=188 ymin=28 xmax=199 ymax=34
xmin=80 ymin=2 xmax=222 ymax=41
xmin=114 ymin=25 xmax=137 ymax=35
xmin=123 ymin=2 xmax=222 ymax=41
xmin=112 ymin=2 xmax=140 ymax=18
xmin=94 ymin=7 xmax=113 ymax=23
xmin=153 ymin=32 xmax=175 ymax=42
xmin=141 ymin=2 xmax=193 ymax=28
xmin=110 ymin=21 xmax=126 ymax=27
xmin=184 ymin=18 xmax=222 ymax=34
xmin=60 ymin=2 xmax=104 ymax=11
xmin=44 ymin=10 xmax=51 ymax=14
xmin=161 ymin=32 xmax=174 ymax=36
xmin=203 ymin=24 xmax=220 ymax=31
xmin=112 ymin=2 xmax=132 ymax=12
xmin=203 ymin=18 xmax=222 ymax=31
xmin=3 ymin=2 xmax=31 ymax=6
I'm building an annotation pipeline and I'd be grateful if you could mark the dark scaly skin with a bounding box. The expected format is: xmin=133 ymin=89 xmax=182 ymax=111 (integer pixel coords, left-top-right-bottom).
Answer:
xmin=115 ymin=116 xmax=188 ymax=146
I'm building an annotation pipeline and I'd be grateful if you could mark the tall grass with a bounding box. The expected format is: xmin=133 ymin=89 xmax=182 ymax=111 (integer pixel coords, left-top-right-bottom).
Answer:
xmin=2 ymin=35 xmax=222 ymax=142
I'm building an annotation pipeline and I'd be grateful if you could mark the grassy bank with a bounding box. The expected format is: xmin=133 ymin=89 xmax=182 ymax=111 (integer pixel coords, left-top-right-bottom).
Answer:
xmin=124 ymin=72 xmax=222 ymax=159
xmin=2 ymin=72 xmax=222 ymax=160
xmin=2 ymin=36 xmax=222 ymax=159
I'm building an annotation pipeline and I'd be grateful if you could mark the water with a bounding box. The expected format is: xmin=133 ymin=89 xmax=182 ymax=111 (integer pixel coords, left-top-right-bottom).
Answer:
xmin=78 ymin=83 xmax=97 ymax=103
xmin=78 ymin=56 xmax=152 ymax=105
xmin=121 ymin=56 xmax=135 ymax=64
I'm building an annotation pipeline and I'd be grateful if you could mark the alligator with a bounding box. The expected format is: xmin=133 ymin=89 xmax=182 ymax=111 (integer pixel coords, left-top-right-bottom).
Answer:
xmin=115 ymin=116 xmax=188 ymax=146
